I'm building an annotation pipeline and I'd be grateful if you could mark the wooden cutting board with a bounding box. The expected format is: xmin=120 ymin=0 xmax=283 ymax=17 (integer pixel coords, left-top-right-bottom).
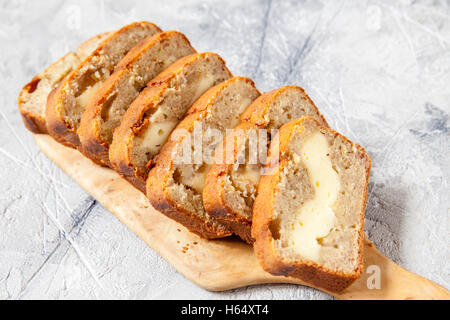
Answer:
xmin=34 ymin=134 xmax=450 ymax=300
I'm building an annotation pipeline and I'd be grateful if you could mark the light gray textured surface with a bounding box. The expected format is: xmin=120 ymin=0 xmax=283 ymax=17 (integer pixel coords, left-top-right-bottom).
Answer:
xmin=1 ymin=0 xmax=448 ymax=300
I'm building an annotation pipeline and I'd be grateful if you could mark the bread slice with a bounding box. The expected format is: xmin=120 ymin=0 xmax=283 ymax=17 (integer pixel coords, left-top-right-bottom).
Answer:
xmin=146 ymin=77 xmax=260 ymax=239
xmin=252 ymin=116 xmax=371 ymax=292
xmin=18 ymin=32 xmax=109 ymax=134
xmin=78 ymin=31 xmax=196 ymax=166
xmin=203 ymin=86 xmax=328 ymax=243
xmin=109 ymin=52 xmax=232 ymax=192
xmin=45 ymin=21 xmax=162 ymax=147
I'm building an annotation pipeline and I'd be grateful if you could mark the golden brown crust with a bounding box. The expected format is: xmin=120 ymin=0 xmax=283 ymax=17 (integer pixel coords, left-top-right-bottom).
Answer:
xmin=19 ymin=110 xmax=47 ymax=134
xmin=251 ymin=117 xmax=371 ymax=292
xmin=78 ymin=31 xmax=196 ymax=167
xmin=203 ymin=121 xmax=257 ymax=243
xmin=45 ymin=87 xmax=80 ymax=147
xmin=46 ymin=21 xmax=161 ymax=149
xmin=44 ymin=85 xmax=79 ymax=147
xmin=18 ymin=32 xmax=111 ymax=135
xmin=18 ymin=75 xmax=48 ymax=133
xmin=240 ymin=85 xmax=329 ymax=127
xmin=204 ymin=86 xmax=329 ymax=243
xmin=146 ymin=77 xmax=257 ymax=239
xmin=147 ymin=155 xmax=232 ymax=239
xmin=109 ymin=52 xmax=232 ymax=191
xmin=77 ymin=67 xmax=116 ymax=165
xmin=76 ymin=32 xmax=112 ymax=55
xmin=107 ymin=78 xmax=165 ymax=190
xmin=18 ymin=53 xmax=75 ymax=135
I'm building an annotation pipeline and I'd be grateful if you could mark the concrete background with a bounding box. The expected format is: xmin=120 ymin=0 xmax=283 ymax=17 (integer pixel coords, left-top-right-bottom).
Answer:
xmin=0 ymin=0 xmax=448 ymax=299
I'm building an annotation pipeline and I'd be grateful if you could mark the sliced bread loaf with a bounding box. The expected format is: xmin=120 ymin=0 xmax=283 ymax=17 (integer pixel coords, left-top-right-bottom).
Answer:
xmin=78 ymin=31 xmax=196 ymax=166
xmin=252 ymin=116 xmax=371 ymax=292
xmin=18 ymin=32 xmax=109 ymax=134
xmin=203 ymin=86 xmax=328 ymax=243
xmin=146 ymin=77 xmax=260 ymax=239
xmin=109 ymin=52 xmax=232 ymax=192
xmin=45 ymin=21 xmax=162 ymax=147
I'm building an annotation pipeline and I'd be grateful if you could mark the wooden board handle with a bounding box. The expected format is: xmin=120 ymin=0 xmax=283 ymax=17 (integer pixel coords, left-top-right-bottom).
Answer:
xmin=241 ymin=238 xmax=449 ymax=300
xmin=335 ymin=239 xmax=450 ymax=300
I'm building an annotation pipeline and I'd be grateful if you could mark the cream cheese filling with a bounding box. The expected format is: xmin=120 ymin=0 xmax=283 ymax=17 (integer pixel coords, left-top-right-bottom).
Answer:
xmin=77 ymin=81 xmax=103 ymax=110
xmin=291 ymin=132 xmax=340 ymax=261
xmin=193 ymin=73 xmax=217 ymax=99
xmin=140 ymin=117 xmax=178 ymax=158
xmin=180 ymin=164 xmax=211 ymax=194
xmin=138 ymin=73 xmax=220 ymax=159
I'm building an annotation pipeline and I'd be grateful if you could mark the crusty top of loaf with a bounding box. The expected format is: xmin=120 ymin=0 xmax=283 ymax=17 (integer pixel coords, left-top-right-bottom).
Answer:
xmin=240 ymin=86 xmax=328 ymax=128
xmin=123 ymin=52 xmax=232 ymax=123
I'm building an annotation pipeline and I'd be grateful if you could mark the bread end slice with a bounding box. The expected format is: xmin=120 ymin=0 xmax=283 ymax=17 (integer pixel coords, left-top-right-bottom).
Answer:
xmin=46 ymin=21 xmax=161 ymax=148
xmin=19 ymin=73 xmax=56 ymax=134
xmin=18 ymin=33 xmax=109 ymax=134
xmin=252 ymin=116 xmax=371 ymax=292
